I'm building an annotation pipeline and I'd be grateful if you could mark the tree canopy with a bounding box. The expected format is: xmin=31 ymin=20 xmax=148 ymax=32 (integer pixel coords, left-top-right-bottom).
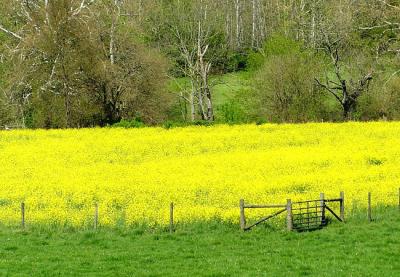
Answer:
xmin=0 ymin=0 xmax=399 ymax=128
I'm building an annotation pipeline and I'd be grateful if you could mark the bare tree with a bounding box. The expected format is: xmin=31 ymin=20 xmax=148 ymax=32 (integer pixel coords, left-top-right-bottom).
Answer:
xmin=162 ymin=0 xmax=218 ymax=122
xmin=315 ymin=38 xmax=373 ymax=120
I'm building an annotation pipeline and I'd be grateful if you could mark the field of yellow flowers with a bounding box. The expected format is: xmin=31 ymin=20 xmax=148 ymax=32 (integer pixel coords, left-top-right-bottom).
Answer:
xmin=0 ymin=122 xmax=399 ymax=227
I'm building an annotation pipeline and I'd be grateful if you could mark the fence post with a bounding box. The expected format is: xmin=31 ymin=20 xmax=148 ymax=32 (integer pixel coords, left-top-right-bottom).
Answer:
xmin=240 ymin=199 xmax=246 ymax=231
xmin=169 ymin=202 xmax=174 ymax=233
xmin=286 ymin=199 xmax=293 ymax=231
xmin=368 ymin=192 xmax=372 ymax=222
xmin=21 ymin=202 xmax=25 ymax=229
xmin=320 ymin=193 xmax=325 ymax=225
xmin=94 ymin=203 xmax=99 ymax=229
xmin=340 ymin=191 xmax=345 ymax=221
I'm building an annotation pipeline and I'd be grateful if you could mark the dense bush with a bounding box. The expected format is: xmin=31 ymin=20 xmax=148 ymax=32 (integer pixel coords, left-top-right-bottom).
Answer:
xmin=248 ymin=40 xmax=330 ymax=123
xmin=215 ymin=99 xmax=248 ymax=124
xmin=247 ymin=35 xmax=303 ymax=71
xmin=0 ymin=97 xmax=13 ymax=127
xmin=112 ymin=119 xmax=146 ymax=129
xmin=359 ymin=76 xmax=400 ymax=120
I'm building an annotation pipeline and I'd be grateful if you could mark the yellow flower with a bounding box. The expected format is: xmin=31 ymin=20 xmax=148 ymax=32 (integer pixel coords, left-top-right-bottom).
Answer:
xmin=0 ymin=122 xmax=398 ymax=227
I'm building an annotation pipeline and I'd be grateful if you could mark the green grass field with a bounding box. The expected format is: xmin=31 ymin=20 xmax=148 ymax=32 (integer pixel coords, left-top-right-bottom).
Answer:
xmin=1 ymin=208 xmax=399 ymax=277
xmin=169 ymin=71 xmax=253 ymax=106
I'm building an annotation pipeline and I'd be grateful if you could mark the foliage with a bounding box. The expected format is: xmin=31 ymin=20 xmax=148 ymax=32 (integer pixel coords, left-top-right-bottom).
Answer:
xmin=111 ymin=119 xmax=146 ymax=129
xmin=250 ymin=46 xmax=328 ymax=122
xmin=247 ymin=36 xmax=304 ymax=71
xmin=0 ymin=96 xmax=14 ymax=127
xmin=0 ymin=0 xmax=399 ymax=126
xmin=0 ymin=123 xmax=398 ymax=227
xmin=215 ymin=99 xmax=247 ymax=124
xmin=359 ymin=76 xmax=400 ymax=120
xmin=1 ymin=1 xmax=172 ymax=128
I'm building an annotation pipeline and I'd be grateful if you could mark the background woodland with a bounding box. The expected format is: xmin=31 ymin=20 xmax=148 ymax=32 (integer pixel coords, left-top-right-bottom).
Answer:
xmin=0 ymin=0 xmax=399 ymax=128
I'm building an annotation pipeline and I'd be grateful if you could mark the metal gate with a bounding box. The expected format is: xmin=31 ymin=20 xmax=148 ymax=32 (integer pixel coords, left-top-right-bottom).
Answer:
xmin=291 ymin=199 xmax=326 ymax=231
xmin=240 ymin=192 xmax=345 ymax=232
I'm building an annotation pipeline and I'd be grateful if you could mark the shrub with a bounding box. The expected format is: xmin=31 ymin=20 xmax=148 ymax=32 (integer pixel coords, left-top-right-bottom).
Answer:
xmin=358 ymin=75 xmax=400 ymax=120
xmin=215 ymin=100 xmax=247 ymax=124
xmin=251 ymin=52 xmax=328 ymax=123
xmin=247 ymin=35 xmax=303 ymax=71
xmin=112 ymin=119 xmax=146 ymax=129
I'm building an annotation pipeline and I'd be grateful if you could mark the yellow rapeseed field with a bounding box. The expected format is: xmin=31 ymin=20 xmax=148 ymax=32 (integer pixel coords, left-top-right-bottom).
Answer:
xmin=0 ymin=122 xmax=399 ymax=227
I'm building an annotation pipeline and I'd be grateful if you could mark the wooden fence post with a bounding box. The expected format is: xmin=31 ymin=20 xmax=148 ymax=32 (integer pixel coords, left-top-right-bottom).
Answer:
xmin=94 ymin=203 xmax=99 ymax=229
xmin=240 ymin=199 xmax=246 ymax=231
xmin=368 ymin=192 xmax=372 ymax=222
xmin=286 ymin=199 xmax=293 ymax=231
xmin=169 ymin=202 xmax=174 ymax=233
xmin=21 ymin=202 xmax=25 ymax=229
xmin=340 ymin=191 xmax=345 ymax=221
xmin=320 ymin=193 xmax=325 ymax=225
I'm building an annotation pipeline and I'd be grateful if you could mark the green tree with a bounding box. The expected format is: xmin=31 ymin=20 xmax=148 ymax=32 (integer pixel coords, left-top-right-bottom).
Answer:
xmin=1 ymin=0 xmax=171 ymax=128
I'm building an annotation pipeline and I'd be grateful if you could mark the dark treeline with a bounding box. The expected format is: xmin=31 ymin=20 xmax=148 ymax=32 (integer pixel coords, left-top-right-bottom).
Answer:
xmin=0 ymin=0 xmax=399 ymax=128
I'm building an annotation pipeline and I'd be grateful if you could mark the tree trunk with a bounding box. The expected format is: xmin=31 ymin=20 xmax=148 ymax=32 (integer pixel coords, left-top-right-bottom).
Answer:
xmin=110 ymin=1 xmax=121 ymax=65
xmin=342 ymin=97 xmax=357 ymax=121
xmin=205 ymin=86 xmax=214 ymax=121
xmin=64 ymin=89 xmax=71 ymax=128
xmin=190 ymin=82 xmax=196 ymax=121
xmin=235 ymin=0 xmax=241 ymax=49
xmin=197 ymin=85 xmax=207 ymax=120
xmin=252 ymin=0 xmax=256 ymax=48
